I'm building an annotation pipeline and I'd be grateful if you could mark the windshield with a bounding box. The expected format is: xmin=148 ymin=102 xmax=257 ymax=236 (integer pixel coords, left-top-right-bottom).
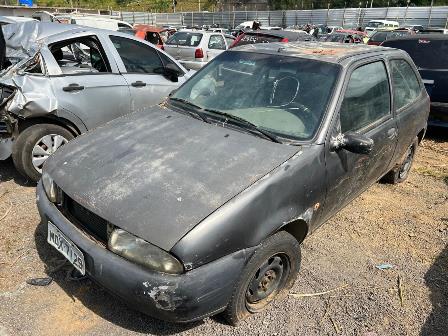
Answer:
xmin=171 ymin=51 xmax=340 ymax=141
xmin=166 ymin=32 xmax=203 ymax=46
xmin=367 ymin=21 xmax=383 ymax=28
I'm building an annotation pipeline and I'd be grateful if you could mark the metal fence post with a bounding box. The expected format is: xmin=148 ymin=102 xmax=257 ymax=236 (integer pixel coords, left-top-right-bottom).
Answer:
xmin=326 ymin=3 xmax=330 ymax=25
xmin=428 ymin=0 xmax=434 ymax=27
xmin=342 ymin=4 xmax=346 ymax=26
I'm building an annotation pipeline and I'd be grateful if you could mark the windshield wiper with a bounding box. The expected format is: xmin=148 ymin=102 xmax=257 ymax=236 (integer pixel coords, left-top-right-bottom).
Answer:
xmin=168 ymin=97 xmax=208 ymax=122
xmin=203 ymin=108 xmax=281 ymax=144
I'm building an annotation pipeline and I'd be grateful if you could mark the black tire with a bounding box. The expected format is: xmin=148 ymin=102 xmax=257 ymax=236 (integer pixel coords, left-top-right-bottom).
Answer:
xmin=381 ymin=137 xmax=419 ymax=185
xmin=222 ymin=231 xmax=301 ymax=325
xmin=12 ymin=123 xmax=74 ymax=182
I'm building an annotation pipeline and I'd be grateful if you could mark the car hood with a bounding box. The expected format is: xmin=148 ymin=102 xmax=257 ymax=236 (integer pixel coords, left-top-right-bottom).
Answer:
xmin=46 ymin=106 xmax=299 ymax=251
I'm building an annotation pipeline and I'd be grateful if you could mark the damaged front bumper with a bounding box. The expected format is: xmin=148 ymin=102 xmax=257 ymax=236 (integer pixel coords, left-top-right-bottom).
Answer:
xmin=36 ymin=182 xmax=254 ymax=322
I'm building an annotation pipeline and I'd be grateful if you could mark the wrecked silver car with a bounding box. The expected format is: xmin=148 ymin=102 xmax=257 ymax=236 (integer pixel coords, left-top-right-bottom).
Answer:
xmin=37 ymin=43 xmax=429 ymax=324
xmin=0 ymin=21 xmax=190 ymax=181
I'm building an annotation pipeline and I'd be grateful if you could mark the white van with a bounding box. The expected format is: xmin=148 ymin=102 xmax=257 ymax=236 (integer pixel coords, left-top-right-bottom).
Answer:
xmin=32 ymin=11 xmax=132 ymax=32
xmin=365 ymin=20 xmax=399 ymax=35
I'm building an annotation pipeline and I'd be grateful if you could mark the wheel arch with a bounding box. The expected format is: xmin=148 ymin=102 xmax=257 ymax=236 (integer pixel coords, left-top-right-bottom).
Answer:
xmin=277 ymin=219 xmax=309 ymax=244
xmin=17 ymin=115 xmax=83 ymax=137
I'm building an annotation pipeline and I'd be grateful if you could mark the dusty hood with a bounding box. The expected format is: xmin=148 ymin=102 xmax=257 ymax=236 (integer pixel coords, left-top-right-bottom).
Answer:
xmin=45 ymin=106 xmax=299 ymax=250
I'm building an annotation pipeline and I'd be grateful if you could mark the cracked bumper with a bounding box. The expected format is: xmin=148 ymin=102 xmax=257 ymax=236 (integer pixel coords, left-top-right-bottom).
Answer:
xmin=36 ymin=182 xmax=254 ymax=322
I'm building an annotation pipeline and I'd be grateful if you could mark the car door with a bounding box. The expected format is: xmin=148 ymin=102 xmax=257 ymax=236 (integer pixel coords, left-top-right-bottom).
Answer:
xmin=48 ymin=35 xmax=131 ymax=130
xmin=321 ymin=60 xmax=398 ymax=222
xmin=108 ymin=35 xmax=185 ymax=113
xmin=206 ymin=34 xmax=227 ymax=61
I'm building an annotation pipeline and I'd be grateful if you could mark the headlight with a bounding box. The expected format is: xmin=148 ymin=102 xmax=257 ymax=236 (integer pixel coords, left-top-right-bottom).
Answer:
xmin=108 ymin=229 xmax=183 ymax=274
xmin=42 ymin=172 xmax=57 ymax=203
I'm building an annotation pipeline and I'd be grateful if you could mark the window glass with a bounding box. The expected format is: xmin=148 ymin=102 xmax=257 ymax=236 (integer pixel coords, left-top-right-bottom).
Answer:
xmin=49 ymin=36 xmax=110 ymax=75
xmin=208 ymin=35 xmax=226 ymax=50
xmin=158 ymin=52 xmax=184 ymax=75
xmin=166 ymin=32 xmax=203 ymax=47
xmin=340 ymin=61 xmax=390 ymax=133
xmin=110 ymin=36 xmax=163 ymax=74
xmin=146 ymin=32 xmax=161 ymax=45
xmin=171 ymin=51 xmax=340 ymax=141
xmin=390 ymin=59 xmax=421 ymax=110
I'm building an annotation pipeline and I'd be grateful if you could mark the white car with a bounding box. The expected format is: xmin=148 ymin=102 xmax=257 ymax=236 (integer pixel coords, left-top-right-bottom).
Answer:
xmin=164 ymin=30 xmax=232 ymax=70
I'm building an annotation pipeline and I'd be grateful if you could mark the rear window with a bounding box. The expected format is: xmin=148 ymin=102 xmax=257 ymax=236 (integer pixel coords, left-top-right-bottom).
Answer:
xmin=383 ymin=38 xmax=448 ymax=69
xmin=166 ymin=32 xmax=203 ymax=47
xmin=234 ymin=33 xmax=283 ymax=46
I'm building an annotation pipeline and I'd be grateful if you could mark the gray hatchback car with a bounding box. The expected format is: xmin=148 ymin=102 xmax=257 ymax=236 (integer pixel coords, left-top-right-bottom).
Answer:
xmin=0 ymin=21 xmax=190 ymax=181
xmin=37 ymin=42 xmax=429 ymax=324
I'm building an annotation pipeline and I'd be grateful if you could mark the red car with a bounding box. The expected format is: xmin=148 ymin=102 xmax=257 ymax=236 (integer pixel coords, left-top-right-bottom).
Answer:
xmin=134 ymin=25 xmax=168 ymax=49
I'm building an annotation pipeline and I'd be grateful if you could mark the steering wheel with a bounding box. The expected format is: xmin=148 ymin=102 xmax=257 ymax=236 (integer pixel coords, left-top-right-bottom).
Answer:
xmin=286 ymin=102 xmax=319 ymax=128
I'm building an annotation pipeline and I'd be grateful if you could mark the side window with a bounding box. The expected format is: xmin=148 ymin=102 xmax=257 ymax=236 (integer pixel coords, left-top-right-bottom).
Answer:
xmin=208 ymin=35 xmax=226 ymax=50
xmin=110 ymin=35 xmax=163 ymax=74
xmin=390 ymin=59 xmax=421 ymax=111
xmin=340 ymin=61 xmax=391 ymax=133
xmin=145 ymin=32 xmax=161 ymax=45
xmin=49 ymin=36 xmax=110 ymax=75
xmin=158 ymin=52 xmax=184 ymax=76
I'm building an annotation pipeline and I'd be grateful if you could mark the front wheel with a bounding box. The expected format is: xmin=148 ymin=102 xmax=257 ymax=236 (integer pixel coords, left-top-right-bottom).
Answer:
xmin=12 ymin=124 xmax=74 ymax=182
xmin=222 ymin=231 xmax=300 ymax=325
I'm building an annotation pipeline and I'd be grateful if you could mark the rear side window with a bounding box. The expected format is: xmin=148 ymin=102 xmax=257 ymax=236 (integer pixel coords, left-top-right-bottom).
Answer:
xmin=383 ymin=38 xmax=448 ymax=69
xmin=390 ymin=59 xmax=421 ymax=110
xmin=166 ymin=32 xmax=203 ymax=47
xmin=146 ymin=32 xmax=161 ymax=45
xmin=340 ymin=61 xmax=391 ymax=133
xmin=110 ymin=36 xmax=163 ymax=74
xmin=208 ymin=35 xmax=226 ymax=50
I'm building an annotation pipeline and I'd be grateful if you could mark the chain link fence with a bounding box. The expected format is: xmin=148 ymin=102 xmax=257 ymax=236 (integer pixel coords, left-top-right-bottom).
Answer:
xmin=118 ymin=6 xmax=448 ymax=28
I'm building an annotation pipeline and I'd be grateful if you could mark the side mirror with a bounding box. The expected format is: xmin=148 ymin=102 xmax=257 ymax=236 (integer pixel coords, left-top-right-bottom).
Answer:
xmin=164 ymin=63 xmax=182 ymax=82
xmin=331 ymin=132 xmax=374 ymax=155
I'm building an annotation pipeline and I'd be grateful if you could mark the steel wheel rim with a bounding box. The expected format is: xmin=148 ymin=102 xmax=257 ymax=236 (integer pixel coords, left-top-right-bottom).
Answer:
xmin=245 ymin=253 xmax=290 ymax=312
xmin=399 ymin=145 xmax=415 ymax=180
xmin=32 ymin=134 xmax=68 ymax=173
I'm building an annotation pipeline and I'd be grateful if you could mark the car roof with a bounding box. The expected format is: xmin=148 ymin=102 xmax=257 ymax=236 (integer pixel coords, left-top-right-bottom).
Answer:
xmin=385 ymin=34 xmax=448 ymax=41
xmin=232 ymin=41 xmax=402 ymax=64
xmin=244 ymin=29 xmax=306 ymax=38
xmin=134 ymin=24 xmax=166 ymax=33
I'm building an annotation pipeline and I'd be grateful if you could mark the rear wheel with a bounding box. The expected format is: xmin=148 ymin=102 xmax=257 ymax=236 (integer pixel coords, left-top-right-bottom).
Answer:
xmin=222 ymin=231 xmax=300 ymax=325
xmin=382 ymin=137 xmax=418 ymax=184
xmin=12 ymin=124 xmax=73 ymax=182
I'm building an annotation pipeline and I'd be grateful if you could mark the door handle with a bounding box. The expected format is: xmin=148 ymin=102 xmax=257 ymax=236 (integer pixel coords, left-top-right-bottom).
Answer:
xmin=131 ymin=81 xmax=146 ymax=87
xmin=62 ymin=83 xmax=84 ymax=92
xmin=387 ymin=128 xmax=397 ymax=139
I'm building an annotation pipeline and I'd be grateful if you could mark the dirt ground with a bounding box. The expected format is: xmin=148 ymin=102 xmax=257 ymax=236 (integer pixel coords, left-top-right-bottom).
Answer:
xmin=0 ymin=129 xmax=447 ymax=336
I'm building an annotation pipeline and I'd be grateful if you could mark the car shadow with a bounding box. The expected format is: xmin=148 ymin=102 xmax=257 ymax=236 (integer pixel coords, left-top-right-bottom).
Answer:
xmin=425 ymin=127 xmax=448 ymax=143
xmin=0 ymin=157 xmax=34 ymax=187
xmin=420 ymin=243 xmax=448 ymax=336
xmin=33 ymin=220 xmax=204 ymax=335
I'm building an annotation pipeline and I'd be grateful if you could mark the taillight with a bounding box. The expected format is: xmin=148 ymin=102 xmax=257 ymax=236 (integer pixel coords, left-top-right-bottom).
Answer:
xmin=280 ymin=38 xmax=289 ymax=42
xmin=195 ymin=48 xmax=204 ymax=58
xmin=160 ymin=45 xmax=164 ymax=50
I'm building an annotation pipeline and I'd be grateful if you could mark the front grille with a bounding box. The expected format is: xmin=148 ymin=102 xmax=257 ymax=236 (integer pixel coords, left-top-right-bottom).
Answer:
xmin=63 ymin=194 xmax=109 ymax=244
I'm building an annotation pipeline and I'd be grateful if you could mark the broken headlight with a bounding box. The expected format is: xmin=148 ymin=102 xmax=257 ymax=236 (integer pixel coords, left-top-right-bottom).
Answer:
xmin=108 ymin=229 xmax=184 ymax=274
xmin=42 ymin=172 xmax=58 ymax=203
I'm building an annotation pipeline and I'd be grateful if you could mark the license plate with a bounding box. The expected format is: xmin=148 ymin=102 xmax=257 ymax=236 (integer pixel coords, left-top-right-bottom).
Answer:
xmin=47 ymin=221 xmax=85 ymax=275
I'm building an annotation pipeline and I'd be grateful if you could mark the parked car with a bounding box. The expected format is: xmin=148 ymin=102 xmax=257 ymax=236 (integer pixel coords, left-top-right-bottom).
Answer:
xmin=321 ymin=30 xmax=365 ymax=43
xmin=365 ymin=20 xmax=399 ymax=35
xmin=419 ymin=27 xmax=448 ymax=34
xmin=38 ymin=42 xmax=429 ymax=324
xmin=134 ymin=25 xmax=165 ymax=49
xmin=0 ymin=21 xmax=190 ymax=181
xmin=231 ymin=29 xmax=314 ymax=48
xmin=382 ymin=35 xmax=448 ymax=127
xmin=164 ymin=30 xmax=231 ymax=70
xmin=367 ymin=28 xmax=414 ymax=46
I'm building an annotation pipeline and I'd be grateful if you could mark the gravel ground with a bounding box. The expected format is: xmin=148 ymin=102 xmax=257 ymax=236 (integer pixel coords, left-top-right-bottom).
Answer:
xmin=0 ymin=129 xmax=447 ymax=336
